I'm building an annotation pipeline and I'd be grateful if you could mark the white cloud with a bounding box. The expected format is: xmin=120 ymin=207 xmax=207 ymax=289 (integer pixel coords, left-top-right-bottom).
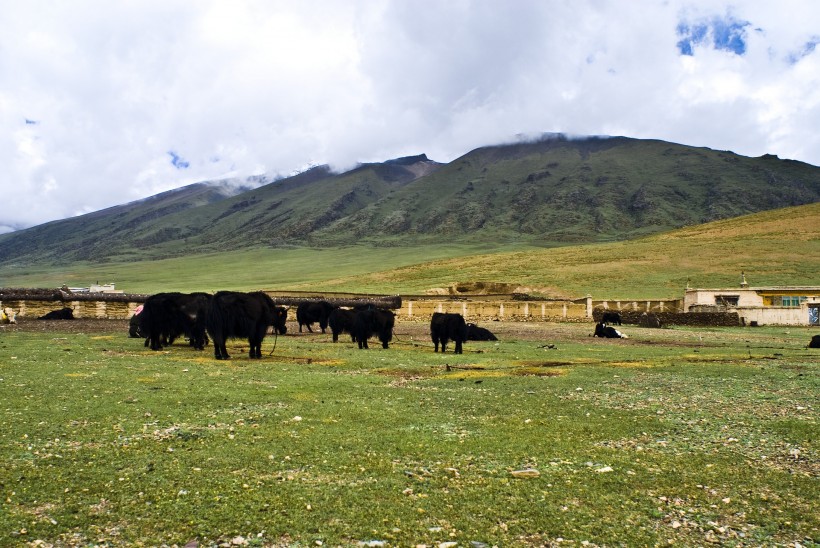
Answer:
xmin=0 ymin=0 xmax=818 ymax=231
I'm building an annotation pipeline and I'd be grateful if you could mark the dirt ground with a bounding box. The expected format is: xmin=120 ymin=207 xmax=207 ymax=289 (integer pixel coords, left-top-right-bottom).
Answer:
xmin=3 ymin=317 xmax=591 ymax=343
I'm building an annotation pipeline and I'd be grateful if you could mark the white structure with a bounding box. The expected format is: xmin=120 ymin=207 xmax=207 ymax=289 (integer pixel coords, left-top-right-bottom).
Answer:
xmin=67 ymin=283 xmax=123 ymax=294
xmin=684 ymin=283 xmax=820 ymax=326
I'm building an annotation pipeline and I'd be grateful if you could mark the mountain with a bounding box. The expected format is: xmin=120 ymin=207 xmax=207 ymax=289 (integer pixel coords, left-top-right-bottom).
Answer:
xmin=1 ymin=135 xmax=818 ymax=265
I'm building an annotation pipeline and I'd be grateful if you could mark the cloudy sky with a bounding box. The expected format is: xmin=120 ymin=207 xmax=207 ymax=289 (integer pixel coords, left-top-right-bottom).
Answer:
xmin=2 ymin=0 xmax=819 ymax=233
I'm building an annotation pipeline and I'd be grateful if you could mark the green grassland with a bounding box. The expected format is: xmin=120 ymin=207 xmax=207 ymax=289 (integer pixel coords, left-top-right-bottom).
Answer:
xmin=1 ymin=203 xmax=817 ymax=299
xmin=0 ymin=320 xmax=816 ymax=546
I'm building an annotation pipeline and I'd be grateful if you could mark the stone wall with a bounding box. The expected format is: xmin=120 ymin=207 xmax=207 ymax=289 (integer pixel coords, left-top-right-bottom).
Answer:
xmin=397 ymin=298 xmax=588 ymax=322
xmin=0 ymin=298 xmax=143 ymax=319
xmin=594 ymin=308 xmax=740 ymax=327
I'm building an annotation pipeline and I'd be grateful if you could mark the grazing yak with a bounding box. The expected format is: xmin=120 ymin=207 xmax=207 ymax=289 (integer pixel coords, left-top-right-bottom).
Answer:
xmin=601 ymin=311 xmax=622 ymax=325
xmin=128 ymin=305 xmax=144 ymax=338
xmin=593 ymin=322 xmax=628 ymax=339
xmin=140 ymin=292 xmax=212 ymax=351
xmin=206 ymin=291 xmax=288 ymax=360
xmin=39 ymin=307 xmax=75 ymax=320
xmin=352 ymin=307 xmax=395 ymax=349
xmin=1 ymin=307 xmax=16 ymax=324
xmin=296 ymin=300 xmax=335 ymax=333
xmin=431 ymin=312 xmax=468 ymax=354
xmin=809 ymin=335 xmax=820 ymax=349
xmin=466 ymin=322 xmax=498 ymax=341
xmin=328 ymin=307 xmax=357 ymax=343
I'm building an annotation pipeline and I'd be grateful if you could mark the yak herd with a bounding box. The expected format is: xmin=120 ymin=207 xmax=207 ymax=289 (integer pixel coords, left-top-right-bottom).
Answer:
xmin=5 ymin=291 xmax=644 ymax=360
xmin=10 ymin=294 xmax=819 ymax=352
xmin=128 ymin=291 xmax=502 ymax=360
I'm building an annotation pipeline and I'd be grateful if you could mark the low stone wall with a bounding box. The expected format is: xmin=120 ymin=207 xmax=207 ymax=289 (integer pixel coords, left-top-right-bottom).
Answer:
xmin=1 ymin=288 xmax=736 ymax=326
xmin=0 ymin=298 xmax=143 ymax=320
xmin=0 ymin=288 xmax=148 ymax=319
xmin=397 ymin=298 xmax=589 ymax=322
xmin=594 ymin=308 xmax=740 ymax=327
xmin=593 ymin=299 xmax=684 ymax=314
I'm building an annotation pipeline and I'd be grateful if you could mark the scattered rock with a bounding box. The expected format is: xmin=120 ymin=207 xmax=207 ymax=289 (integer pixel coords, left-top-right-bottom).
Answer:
xmin=511 ymin=468 xmax=540 ymax=478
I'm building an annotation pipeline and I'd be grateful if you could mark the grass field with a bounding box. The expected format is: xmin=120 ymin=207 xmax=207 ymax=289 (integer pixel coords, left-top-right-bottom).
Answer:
xmin=0 ymin=319 xmax=817 ymax=546
xmin=0 ymin=203 xmax=817 ymax=299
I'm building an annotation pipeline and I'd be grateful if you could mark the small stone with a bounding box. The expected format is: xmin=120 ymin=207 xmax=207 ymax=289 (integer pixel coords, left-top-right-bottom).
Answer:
xmin=511 ymin=468 xmax=540 ymax=478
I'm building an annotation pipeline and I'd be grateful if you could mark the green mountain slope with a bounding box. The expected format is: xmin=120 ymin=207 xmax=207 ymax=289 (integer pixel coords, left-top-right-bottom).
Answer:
xmin=319 ymin=136 xmax=819 ymax=246
xmin=1 ymin=135 xmax=818 ymax=265
xmin=0 ymin=203 xmax=815 ymax=299
xmin=306 ymin=202 xmax=820 ymax=298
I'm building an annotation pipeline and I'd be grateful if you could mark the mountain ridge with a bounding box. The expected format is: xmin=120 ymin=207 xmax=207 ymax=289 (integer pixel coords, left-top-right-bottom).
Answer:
xmin=1 ymin=134 xmax=818 ymax=264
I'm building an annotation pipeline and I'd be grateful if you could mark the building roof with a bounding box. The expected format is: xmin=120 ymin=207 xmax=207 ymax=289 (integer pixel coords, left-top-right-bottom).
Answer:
xmin=686 ymin=286 xmax=820 ymax=292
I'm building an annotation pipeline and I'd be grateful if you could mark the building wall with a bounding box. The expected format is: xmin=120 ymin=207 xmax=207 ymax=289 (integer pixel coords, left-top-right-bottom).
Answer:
xmin=684 ymin=291 xmax=820 ymax=326
xmin=736 ymin=306 xmax=810 ymax=326
xmin=684 ymin=289 xmax=764 ymax=309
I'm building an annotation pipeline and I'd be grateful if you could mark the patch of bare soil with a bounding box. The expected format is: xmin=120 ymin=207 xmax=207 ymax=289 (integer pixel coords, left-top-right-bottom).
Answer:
xmin=4 ymin=317 xmax=604 ymax=345
xmin=391 ymin=319 xmax=592 ymax=343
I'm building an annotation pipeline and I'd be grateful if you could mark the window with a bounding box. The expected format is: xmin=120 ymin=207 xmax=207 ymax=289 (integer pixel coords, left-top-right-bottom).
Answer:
xmin=715 ymin=295 xmax=739 ymax=307
xmin=780 ymin=296 xmax=806 ymax=307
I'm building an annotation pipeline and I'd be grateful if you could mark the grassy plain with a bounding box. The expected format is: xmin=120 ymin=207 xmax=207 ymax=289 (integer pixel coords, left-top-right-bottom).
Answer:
xmin=0 ymin=203 xmax=817 ymax=298
xmin=0 ymin=319 xmax=817 ymax=546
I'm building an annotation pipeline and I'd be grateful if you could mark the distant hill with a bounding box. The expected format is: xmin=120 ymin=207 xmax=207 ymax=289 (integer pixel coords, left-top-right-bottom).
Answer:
xmin=1 ymin=135 xmax=818 ymax=265
xmin=310 ymin=202 xmax=820 ymax=299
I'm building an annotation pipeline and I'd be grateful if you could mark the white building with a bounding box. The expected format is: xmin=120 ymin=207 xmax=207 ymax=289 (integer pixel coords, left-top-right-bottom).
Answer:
xmin=683 ymin=277 xmax=820 ymax=326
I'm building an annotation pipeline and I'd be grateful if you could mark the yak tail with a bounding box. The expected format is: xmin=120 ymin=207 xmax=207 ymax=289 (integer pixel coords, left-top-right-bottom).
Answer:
xmin=268 ymin=330 xmax=279 ymax=355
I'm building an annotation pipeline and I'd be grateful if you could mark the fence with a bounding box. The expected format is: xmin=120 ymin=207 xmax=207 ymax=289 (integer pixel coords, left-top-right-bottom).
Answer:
xmin=1 ymin=288 xmax=692 ymax=324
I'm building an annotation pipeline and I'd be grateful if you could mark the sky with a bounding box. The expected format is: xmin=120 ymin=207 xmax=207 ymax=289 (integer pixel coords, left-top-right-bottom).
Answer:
xmin=2 ymin=0 xmax=819 ymax=234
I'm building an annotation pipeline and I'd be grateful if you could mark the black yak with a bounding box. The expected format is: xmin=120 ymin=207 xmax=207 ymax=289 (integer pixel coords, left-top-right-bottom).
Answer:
xmin=206 ymin=291 xmax=287 ymax=360
xmin=328 ymin=307 xmax=357 ymax=343
xmin=593 ymin=322 xmax=628 ymax=339
xmin=129 ymin=305 xmax=144 ymax=338
xmin=38 ymin=307 xmax=75 ymax=320
xmin=466 ymin=322 xmax=497 ymax=341
xmin=296 ymin=300 xmax=335 ymax=333
xmin=430 ymin=312 xmax=468 ymax=354
xmin=352 ymin=307 xmax=395 ymax=349
xmin=140 ymin=292 xmax=212 ymax=351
